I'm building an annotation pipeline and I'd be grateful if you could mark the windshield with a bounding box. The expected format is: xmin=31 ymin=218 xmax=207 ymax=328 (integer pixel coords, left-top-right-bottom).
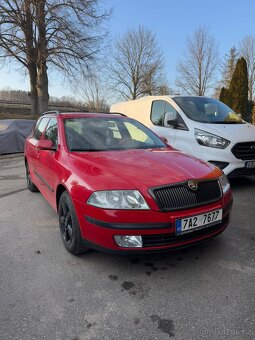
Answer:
xmin=173 ymin=96 xmax=244 ymax=124
xmin=64 ymin=116 xmax=166 ymax=151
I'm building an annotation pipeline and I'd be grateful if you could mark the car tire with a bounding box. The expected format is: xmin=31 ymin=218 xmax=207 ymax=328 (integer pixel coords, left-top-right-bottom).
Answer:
xmin=58 ymin=191 xmax=90 ymax=255
xmin=26 ymin=162 xmax=39 ymax=192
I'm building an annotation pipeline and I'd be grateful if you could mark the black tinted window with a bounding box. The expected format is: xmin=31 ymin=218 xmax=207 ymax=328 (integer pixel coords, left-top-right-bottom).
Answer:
xmin=44 ymin=117 xmax=58 ymax=147
xmin=33 ymin=118 xmax=50 ymax=140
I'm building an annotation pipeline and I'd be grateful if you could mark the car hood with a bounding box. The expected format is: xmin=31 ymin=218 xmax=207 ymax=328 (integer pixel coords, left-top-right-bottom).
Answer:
xmin=194 ymin=122 xmax=255 ymax=142
xmin=68 ymin=148 xmax=220 ymax=192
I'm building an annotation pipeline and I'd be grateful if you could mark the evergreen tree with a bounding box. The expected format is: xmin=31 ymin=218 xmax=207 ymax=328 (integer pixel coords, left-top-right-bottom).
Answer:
xmin=219 ymin=87 xmax=226 ymax=102
xmin=229 ymin=57 xmax=249 ymax=121
xmin=219 ymin=87 xmax=232 ymax=108
xmin=221 ymin=47 xmax=238 ymax=88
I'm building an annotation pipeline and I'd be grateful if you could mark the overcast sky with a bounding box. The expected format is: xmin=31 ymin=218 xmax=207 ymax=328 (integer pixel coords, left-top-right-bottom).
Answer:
xmin=1 ymin=0 xmax=255 ymax=101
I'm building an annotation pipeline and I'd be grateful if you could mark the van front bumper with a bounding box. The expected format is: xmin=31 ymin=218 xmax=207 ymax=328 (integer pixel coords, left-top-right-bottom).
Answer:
xmin=208 ymin=160 xmax=255 ymax=177
xmin=192 ymin=145 xmax=255 ymax=177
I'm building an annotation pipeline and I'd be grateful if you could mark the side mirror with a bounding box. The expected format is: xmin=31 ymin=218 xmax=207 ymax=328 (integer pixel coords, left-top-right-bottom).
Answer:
xmin=37 ymin=139 xmax=54 ymax=150
xmin=164 ymin=111 xmax=178 ymax=127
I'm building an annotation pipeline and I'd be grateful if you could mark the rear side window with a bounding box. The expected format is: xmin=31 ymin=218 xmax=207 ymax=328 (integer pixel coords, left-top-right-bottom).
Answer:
xmin=33 ymin=118 xmax=50 ymax=140
xmin=151 ymin=100 xmax=177 ymax=126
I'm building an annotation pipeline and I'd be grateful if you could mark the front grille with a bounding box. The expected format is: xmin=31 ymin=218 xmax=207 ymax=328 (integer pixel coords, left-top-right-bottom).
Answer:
xmin=232 ymin=142 xmax=255 ymax=160
xmin=150 ymin=179 xmax=222 ymax=211
xmin=142 ymin=216 xmax=229 ymax=247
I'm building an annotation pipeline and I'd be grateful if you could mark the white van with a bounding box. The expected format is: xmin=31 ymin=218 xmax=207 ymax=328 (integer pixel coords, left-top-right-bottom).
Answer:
xmin=110 ymin=95 xmax=255 ymax=177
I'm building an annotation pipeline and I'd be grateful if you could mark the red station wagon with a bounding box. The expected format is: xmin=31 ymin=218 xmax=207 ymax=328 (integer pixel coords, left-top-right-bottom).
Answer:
xmin=24 ymin=111 xmax=233 ymax=255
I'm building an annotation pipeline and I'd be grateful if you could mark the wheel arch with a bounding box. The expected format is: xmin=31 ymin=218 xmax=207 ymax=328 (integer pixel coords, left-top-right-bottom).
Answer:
xmin=56 ymin=184 xmax=68 ymax=210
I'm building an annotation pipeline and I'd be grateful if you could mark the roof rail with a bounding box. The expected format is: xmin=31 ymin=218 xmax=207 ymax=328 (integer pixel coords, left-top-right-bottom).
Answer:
xmin=41 ymin=110 xmax=60 ymax=116
xmin=109 ymin=112 xmax=127 ymax=117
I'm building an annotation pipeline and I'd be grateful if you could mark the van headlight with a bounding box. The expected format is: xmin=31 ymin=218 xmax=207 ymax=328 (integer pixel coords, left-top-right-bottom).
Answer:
xmin=219 ymin=174 xmax=230 ymax=194
xmin=87 ymin=190 xmax=150 ymax=209
xmin=195 ymin=129 xmax=230 ymax=149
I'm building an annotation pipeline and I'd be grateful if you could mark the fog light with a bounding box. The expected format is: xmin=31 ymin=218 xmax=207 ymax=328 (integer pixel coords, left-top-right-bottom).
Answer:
xmin=114 ymin=235 xmax=143 ymax=248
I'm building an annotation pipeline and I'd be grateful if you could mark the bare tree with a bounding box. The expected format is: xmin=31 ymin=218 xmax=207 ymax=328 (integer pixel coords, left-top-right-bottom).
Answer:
xmin=0 ymin=88 xmax=30 ymax=102
xmin=239 ymin=35 xmax=255 ymax=101
xmin=109 ymin=26 xmax=167 ymax=100
xmin=0 ymin=0 xmax=110 ymax=115
xmin=175 ymin=27 xmax=219 ymax=96
xmin=156 ymin=84 xmax=173 ymax=96
xmin=77 ymin=74 xmax=109 ymax=111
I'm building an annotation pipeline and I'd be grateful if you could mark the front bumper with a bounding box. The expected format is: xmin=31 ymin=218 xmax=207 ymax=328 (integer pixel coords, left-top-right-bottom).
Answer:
xmin=74 ymin=191 xmax=233 ymax=254
xmin=227 ymin=167 xmax=255 ymax=178
xmin=196 ymin=150 xmax=255 ymax=177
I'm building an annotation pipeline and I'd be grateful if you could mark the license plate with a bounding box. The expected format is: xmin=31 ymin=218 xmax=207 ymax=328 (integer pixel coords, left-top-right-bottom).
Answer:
xmin=245 ymin=160 xmax=255 ymax=168
xmin=176 ymin=209 xmax=223 ymax=235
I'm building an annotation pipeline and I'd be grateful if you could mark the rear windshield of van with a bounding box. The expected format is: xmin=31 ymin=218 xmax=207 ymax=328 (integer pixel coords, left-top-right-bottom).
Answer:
xmin=173 ymin=97 xmax=244 ymax=124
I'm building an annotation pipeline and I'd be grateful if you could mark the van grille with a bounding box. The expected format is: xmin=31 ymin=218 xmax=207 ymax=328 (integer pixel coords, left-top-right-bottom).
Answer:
xmin=232 ymin=142 xmax=255 ymax=160
xmin=150 ymin=179 xmax=222 ymax=211
xmin=228 ymin=167 xmax=255 ymax=177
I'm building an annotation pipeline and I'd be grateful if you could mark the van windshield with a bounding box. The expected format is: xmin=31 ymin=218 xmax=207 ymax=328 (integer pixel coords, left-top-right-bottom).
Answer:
xmin=173 ymin=96 xmax=244 ymax=124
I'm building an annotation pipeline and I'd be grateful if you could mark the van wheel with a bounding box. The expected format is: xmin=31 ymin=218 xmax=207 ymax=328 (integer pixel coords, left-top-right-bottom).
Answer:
xmin=58 ymin=191 xmax=90 ymax=255
xmin=25 ymin=162 xmax=39 ymax=192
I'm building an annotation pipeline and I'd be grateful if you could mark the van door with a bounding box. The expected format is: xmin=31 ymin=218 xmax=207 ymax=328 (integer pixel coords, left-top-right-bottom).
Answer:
xmin=150 ymin=100 xmax=177 ymax=145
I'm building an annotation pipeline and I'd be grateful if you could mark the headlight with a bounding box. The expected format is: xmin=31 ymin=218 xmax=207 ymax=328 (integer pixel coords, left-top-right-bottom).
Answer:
xmin=219 ymin=174 xmax=230 ymax=194
xmin=87 ymin=190 xmax=150 ymax=209
xmin=195 ymin=129 xmax=230 ymax=149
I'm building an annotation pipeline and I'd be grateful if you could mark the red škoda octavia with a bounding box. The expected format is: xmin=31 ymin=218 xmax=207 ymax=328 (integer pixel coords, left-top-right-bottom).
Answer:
xmin=24 ymin=111 xmax=233 ymax=255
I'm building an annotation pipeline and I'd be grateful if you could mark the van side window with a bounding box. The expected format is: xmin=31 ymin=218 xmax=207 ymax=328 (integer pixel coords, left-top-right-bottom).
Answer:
xmin=165 ymin=102 xmax=177 ymax=115
xmin=151 ymin=101 xmax=165 ymax=126
xmin=165 ymin=102 xmax=188 ymax=130
xmin=151 ymin=101 xmax=178 ymax=126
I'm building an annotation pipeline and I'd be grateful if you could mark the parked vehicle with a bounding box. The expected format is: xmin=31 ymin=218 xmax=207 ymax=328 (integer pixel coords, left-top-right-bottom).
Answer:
xmin=24 ymin=111 xmax=232 ymax=255
xmin=0 ymin=119 xmax=35 ymax=155
xmin=110 ymin=96 xmax=255 ymax=177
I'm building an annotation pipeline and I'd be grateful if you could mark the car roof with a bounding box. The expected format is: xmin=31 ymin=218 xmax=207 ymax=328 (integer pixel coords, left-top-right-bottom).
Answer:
xmin=41 ymin=111 xmax=126 ymax=119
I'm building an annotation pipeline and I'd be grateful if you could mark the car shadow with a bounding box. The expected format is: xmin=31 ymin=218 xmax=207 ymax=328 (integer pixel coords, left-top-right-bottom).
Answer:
xmin=79 ymin=235 xmax=227 ymax=281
